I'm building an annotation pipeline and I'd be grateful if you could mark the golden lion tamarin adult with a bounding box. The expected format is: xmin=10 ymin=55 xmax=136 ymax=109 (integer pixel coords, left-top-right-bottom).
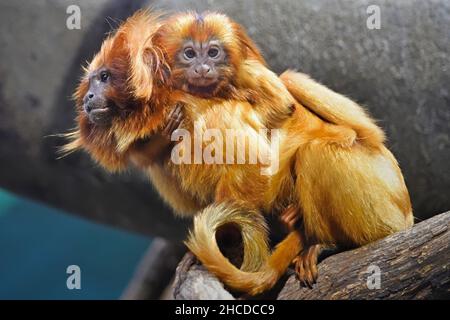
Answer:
xmin=150 ymin=11 xmax=414 ymax=291
xmin=64 ymin=10 xmax=413 ymax=295
xmin=62 ymin=10 xmax=301 ymax=288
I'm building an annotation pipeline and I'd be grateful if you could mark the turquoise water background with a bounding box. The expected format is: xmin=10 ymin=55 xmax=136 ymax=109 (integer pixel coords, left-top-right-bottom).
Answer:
xmin=0 ymin=189 xmax=151 ymax=299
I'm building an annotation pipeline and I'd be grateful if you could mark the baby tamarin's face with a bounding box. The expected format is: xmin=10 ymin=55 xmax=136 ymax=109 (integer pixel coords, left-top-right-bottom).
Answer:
xmin=168 ymin=32 xmax=236 ymax=98
xmin=155 ymin=12 xmax=256 ymax=98
xmin=176 ymin=38 xmax=228 ymax=95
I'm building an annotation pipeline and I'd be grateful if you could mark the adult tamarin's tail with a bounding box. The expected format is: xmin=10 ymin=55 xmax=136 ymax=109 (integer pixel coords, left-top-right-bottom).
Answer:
xmin=280 ymin=70 xmax=385 ymax=148
xmin=185 ymin=202 xmax=303 ymax=296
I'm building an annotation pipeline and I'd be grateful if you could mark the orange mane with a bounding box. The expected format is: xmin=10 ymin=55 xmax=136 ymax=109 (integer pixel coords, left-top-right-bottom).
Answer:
xmin=63 ymin=10 xmax=169 ymax=171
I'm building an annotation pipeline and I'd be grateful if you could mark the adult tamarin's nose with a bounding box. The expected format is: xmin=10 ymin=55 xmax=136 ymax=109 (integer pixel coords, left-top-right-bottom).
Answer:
xmin=195 ymin=64 xmax=210 ymax=76
xmin=84 ymin=103 xmax=92 ymax=113
xmin=84 ymin=92 xmax=94 ymax=104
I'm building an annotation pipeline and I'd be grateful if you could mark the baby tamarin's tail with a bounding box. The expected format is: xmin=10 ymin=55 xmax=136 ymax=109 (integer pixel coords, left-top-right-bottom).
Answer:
xmin=185 ymin=202 xmax=303 ymax=296
xmin=280 ymin=70 xmax=385 ymax=148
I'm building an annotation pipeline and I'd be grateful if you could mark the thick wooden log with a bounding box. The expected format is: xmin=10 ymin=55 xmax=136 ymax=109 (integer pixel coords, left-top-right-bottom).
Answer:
xmin=173 ymin=252 xmax=235 ymax=300
xmin=172 ymin=211 xmax=450 ymax=300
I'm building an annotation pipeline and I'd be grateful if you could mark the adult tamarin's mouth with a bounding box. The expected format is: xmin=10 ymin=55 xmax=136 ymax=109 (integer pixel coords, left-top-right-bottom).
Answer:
xmin=87 ymin=106 xmax=112 ymax=126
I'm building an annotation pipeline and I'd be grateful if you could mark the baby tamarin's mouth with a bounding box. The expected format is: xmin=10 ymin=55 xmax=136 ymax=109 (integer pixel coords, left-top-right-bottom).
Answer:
xmin=187 ymin=83 xmax=218 ymax=95
xmin=188 ymin=74 xmax=218 ymax=87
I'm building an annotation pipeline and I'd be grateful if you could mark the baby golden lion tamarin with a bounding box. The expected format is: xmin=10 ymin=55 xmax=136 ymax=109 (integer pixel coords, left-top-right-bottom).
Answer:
xmin=151 ymin=11 xmax=414 ymax=289
xmin=152 ymin=12 xmax=295 ymax=130
xmin=64 ymin=10 xmax=413 ymax=295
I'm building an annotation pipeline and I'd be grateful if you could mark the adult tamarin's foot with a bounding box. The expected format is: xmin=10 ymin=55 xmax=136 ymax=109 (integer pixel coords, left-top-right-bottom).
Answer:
xmin=293 ymin=244 xmax=323 ymax=288
xmin=280 ymin=205 xmax=322 ymax=287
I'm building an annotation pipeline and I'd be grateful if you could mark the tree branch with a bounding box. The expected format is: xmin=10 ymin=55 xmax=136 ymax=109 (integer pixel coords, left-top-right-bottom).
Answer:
xmin=172 ymin=211 xmax=450 ymax=299
xmin=121 ymin=238 xmax=186 ymax=300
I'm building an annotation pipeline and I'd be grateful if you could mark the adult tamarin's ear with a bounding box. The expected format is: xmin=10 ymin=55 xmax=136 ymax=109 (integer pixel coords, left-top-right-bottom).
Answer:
xmin=121 ymin=10 xmax=169 ymax=102
xmin=129 ymin=37 xmax=170 ymax=101
xmin=145 ymin=39 xmax=171 ymax=86
xmin=129 ymin=37 xmax=154 ymax=101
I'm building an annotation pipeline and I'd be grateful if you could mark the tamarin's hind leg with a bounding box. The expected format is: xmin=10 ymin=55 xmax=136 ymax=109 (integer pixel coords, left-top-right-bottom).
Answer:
xmin=280 ymin=205 xmax=324 ymax=288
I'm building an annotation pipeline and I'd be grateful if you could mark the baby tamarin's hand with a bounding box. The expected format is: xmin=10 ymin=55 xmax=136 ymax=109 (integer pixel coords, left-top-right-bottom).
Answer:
xmin=162 ymin=103 xmax=184 ymax=141
xmin=130 ymin=103 xmax=184 ymax=167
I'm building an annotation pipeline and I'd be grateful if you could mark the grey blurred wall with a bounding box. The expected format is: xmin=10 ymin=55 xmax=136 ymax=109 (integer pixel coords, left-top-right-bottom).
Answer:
xmin=0 ymin=0 xmax=448 ymax=239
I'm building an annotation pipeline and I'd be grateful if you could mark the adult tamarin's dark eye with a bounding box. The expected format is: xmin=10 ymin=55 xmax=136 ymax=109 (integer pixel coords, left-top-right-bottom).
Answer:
xmin=100 ymin=71 xmax=109 ymax=82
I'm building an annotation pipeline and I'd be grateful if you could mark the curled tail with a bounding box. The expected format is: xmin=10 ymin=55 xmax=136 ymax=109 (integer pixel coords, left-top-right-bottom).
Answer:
xmin=280 ymin=70 xmax=385 ymax=148
xmin=185 ymin=202 xmax=303 ymax=296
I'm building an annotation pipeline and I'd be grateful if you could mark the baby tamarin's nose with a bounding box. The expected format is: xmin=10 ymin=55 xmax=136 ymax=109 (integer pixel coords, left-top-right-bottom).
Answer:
xmin=195 ymin=64 xmax=211 ymax=76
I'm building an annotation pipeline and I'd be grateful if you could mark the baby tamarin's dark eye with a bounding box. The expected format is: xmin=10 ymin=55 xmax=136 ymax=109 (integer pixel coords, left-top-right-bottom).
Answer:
xmin=184 ymin=47 xmax=196 ymax=59
xmin=208 ymin=47 xmax=219 ymax=58
xmin=100 ymin=71 xmax=109 ymax=82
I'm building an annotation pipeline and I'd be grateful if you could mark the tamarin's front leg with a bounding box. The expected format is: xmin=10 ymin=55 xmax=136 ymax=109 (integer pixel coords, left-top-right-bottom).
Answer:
xmin=162 ymin=103 xmax=184 ymax=141
xmin=279 ymin=205 xmax=323 ymax=288
xmin=130 ymin=104 xmax=184 ymax=167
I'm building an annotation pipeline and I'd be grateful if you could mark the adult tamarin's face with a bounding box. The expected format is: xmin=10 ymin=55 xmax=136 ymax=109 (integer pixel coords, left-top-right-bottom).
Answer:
xmin=82 ymin=67 xmax=116 ymax=126
xmin=64 ymin=11 xmax=167 ymax=171
xmin=75 ymin=35 xmax=135 ymax=128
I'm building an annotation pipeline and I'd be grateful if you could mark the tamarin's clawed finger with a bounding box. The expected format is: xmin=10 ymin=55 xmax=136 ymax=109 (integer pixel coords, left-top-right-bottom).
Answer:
xmin=63 ymin=10 xmax=413 ymax=296
xmin=162 ymin=103 xmax=184 ymax=139
xmin=293 ymin=244 xmax=322 ymax=288
xmin=280 ymin=204 xmax=301 ymax=232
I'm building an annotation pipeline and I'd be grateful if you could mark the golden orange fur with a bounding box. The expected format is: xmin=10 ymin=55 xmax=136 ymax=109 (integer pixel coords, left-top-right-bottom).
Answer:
xmin=62 ymin=11 xmax=168 ymax=171
xmin=64 ymin=10 xmax=413 ymax=296
xmin=153 ymin=11 xmax=293 ymax=129
xmin=150 ymin=11 xmax=413 ymax=294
